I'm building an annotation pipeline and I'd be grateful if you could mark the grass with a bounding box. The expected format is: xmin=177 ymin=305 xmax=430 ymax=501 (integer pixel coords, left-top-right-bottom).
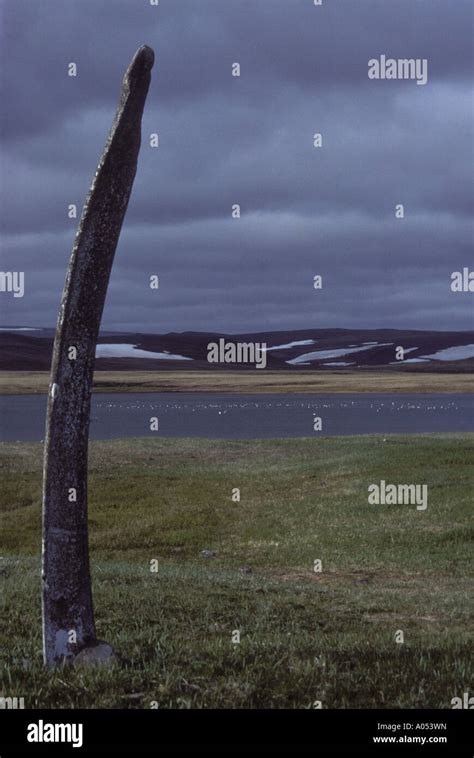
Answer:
xmin=1 ymin=369 xmax=473 ymax=394
xmin=0 ymin=434 xmax=473 ymax=708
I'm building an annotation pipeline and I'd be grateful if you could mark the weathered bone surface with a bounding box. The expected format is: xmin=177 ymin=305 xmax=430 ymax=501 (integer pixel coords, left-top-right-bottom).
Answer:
xmin=42 ymin=45 xmax=154 ymax=666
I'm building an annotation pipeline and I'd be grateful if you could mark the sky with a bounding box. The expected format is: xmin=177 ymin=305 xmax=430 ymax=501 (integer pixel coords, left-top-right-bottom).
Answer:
xmin=0 ymin=0 xmax=473 ymax=334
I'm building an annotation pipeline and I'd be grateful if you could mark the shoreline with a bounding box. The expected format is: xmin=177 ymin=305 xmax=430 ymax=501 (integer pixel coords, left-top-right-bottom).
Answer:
xmin=0 ymin=370 xmax=472 ymax=394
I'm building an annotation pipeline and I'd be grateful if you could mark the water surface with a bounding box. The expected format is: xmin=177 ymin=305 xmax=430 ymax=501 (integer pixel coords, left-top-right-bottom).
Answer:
xmin=0 ymin=392 xmax=472 ymax=441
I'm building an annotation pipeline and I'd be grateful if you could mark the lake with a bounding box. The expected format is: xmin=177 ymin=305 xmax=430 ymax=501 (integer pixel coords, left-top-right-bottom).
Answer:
xmin=0 ymin=392 xmax=473 ymax=441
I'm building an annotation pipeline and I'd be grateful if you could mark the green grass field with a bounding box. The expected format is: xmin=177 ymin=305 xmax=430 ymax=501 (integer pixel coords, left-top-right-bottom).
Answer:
xmin=1 ymin=434 xmax=473 ymax=708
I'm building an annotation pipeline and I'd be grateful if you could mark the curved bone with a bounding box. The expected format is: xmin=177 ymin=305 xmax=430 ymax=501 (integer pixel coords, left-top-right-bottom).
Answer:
xmin=42 ymin=45 xmax=154 ymax=666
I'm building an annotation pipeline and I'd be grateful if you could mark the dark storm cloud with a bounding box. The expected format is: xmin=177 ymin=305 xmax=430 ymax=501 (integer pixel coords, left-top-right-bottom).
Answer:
xmin=0 ymin=0 xmax=472 ymax=332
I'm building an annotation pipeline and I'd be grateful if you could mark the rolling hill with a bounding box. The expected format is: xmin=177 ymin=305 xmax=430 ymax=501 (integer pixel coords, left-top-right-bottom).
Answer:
xmin=0 ymin=326 xmax=473 ymax=372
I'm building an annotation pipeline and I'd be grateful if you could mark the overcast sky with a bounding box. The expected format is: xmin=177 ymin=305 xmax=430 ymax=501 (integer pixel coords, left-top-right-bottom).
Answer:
xmin=0 ymin=0 xmax=472 ymax=333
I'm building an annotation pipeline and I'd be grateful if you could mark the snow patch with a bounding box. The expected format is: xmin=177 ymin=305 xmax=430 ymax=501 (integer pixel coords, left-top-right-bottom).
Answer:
xmin=96 ymin=344 xmax=193 ymax=361
xmin=287 ymin=343 xmax=393 ymax=365
xmin=420 ymin=345 xmax=474 ymax=361
xmin=265 ymin=339 xmax=316 ymax=351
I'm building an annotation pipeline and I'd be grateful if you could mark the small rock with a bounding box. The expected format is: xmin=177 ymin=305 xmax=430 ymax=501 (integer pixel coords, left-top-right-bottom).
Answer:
xmin=200 ymin=549 xmax=216 ymax=559
xmin=74 ymin=640 xmax=115 ymax=667
xmin=239 ymin=566 xmax=252 ymax=575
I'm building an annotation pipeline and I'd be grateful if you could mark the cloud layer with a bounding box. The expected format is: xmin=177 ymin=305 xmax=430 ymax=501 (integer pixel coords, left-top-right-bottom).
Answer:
xmin=1 ymin=0 xmax=472 ymax=332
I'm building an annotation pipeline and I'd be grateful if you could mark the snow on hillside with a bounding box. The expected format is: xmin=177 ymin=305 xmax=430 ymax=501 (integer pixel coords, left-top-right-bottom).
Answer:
xmin=287 ymin=343 xmax=393 ymax=365
xmin=96 ymin=344 xmax=193 ymax=361
xmin=421 ymin=345 xmax=474 ymax=361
